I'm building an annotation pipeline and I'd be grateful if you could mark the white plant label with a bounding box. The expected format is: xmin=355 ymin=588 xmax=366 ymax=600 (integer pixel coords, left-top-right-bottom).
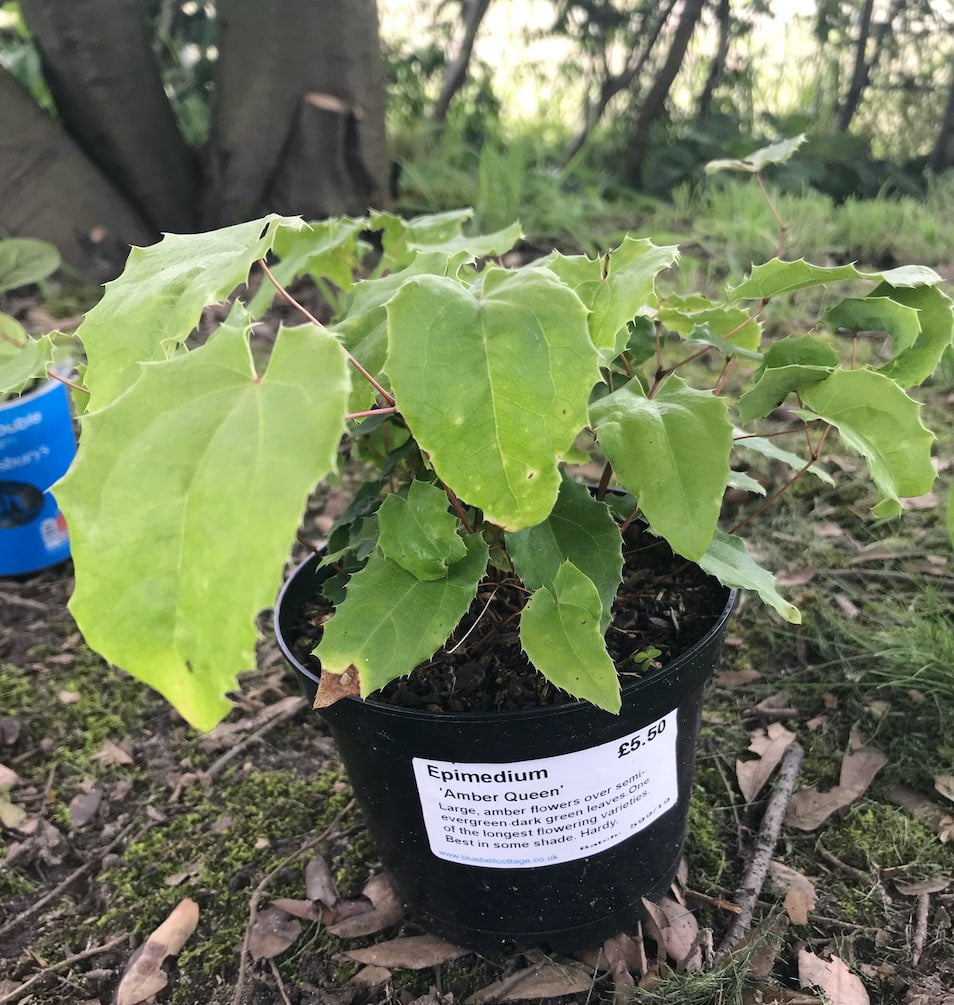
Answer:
xmin=412 ymin=709 xmax=679 ymax=869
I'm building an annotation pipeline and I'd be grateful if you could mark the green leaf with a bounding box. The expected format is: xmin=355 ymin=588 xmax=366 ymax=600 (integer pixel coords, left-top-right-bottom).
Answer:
xmin=727 ymin=471 xmax=766 ymax=496
xmin=697 ymin=530 xmax=801 ymax=624
xmin=729 ymin=259 xmax=942 ymax=301
xmin=386 ymin=269 xmax=598 ymax=531
xmin=762 ymin=334 xmax=840 ymax=370
xmin=825 ymin=297 xmax=921 ymax=357
xmin=590 ymin=375 xmax=733 ymax=560
xmin=315 ymin=534 xmax=489 ymax=696
xmin=334 ymin=251 xmax=469 ymax=411
xmin=370 ymin=209 xmax=475 ymax=270
xmin=688 ymin=323 xmax=764 ymax=361
xmin=705 ymin=134 xmax=807 ymax=174
xmin=732 ymin=428 xmax=834 ymax=485
xmin=0 ymin=328 xmax=53 ymax=396
xmin=56 ymin=321 xmax=351 ymax=730
xmin=0 ymin=238 xmax=60 ymax=292
xmin=947 ymin=488 xmax=954 ymax=552
xmin=873 ymin=284 xmax=954 ymax=388
xmin=658 ymin=294 xmax=762 ymax=352
xmin=79 ymin=215 xmax=298 ymax=408
xmin=519 ymin=561 xmax=621 ymax=713
xmin=737 ymin=364 xmax=833 ymax=422
xmin=248 ymin=217 xmax=366 ymax=318
xmin=506 ymin=475 xmax=622 ymax=631
xmin=801 ymin=368 xmax=935 ymax=515
xmin=377 ymin=479 xmax=467 ymax=581
xmin=626 ymin=316 xmax=658 ymax=365
xmin=542 ymin=237 xmax=678 ymax=363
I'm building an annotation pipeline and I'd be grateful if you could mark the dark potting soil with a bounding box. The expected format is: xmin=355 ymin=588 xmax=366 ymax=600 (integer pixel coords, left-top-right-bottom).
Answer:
xmin=288 ymin=525 xmax=727 ymax=715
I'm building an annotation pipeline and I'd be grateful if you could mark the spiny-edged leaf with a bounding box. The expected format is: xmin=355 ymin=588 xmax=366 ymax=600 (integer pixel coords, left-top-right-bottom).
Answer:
xmin=315 ymin=535 xmax=489 ymax=696
xmin=705 ymin=134 xmax=807 ymax=174
xmin=728 ymin=470 xmax=766 ymax=495
xmin=0 ymin=237 xmax=60 ymax=292
xmin=370 ymin=209 xmax=474 ymax=270
xmin=248 ymin=217 xmax=366 ymax=318
xmin=729 ymin=259 xmax=941 ymax=301
xmin=542 ymin=237 xmax=678 ymax=363
xmin=386 ymin=269 xmax=598 ymax=530
xmin=335 ymin=251 xmax=469 ymax=411
xmin=0 ymin=327 xmax=52 ymax=396
xmin=737 ymin=364 xmax=833 ymax=421
xmin=688 ymin=323 xmax=763 ymax=360
xmin=762 ymin=334 xmax=840 ymax=370
xmin=590 ymin=375 xmax=732 ymax=560
xmin=627 ymin=316 xmax=658 ymax=365
xmin=825 ymin=296 xmax=921 ymax=356
xmin=698 ymin=530 xmax=800 ymax=623
xmin=506 ymin=475 xmax=622 ymax=631
xmin=79 ymin=215 xmax=298 ymax=408
xmin=377 ymin=479 xmax=466 ymax=580
xmin=520 ymin=561 xmax=620 ymax=713
xmin=872 ymin=283 xmax=954 ymax=387
xmin=801 ymin=368 xmax=935 ymax=517
xmin=732 ymin=428 xmax=834 ymax=485
xmin=658 ymin=293 xmax=762 ymax=351
xmin=56 ymin=322 xmax=350 ymax=730
xmin=414 ymin=221 xmax=522 ymax=260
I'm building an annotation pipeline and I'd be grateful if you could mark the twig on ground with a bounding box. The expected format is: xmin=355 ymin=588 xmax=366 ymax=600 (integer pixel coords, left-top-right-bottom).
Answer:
xmin=912 ymin=893 xmax=930 ymax=967
xmin=203 ymin=698 xmax=307 ymax=782
xmin=0 ymin=590 xmax=48 ymax=612
xmin=684 ymin=889 xmax=742 ymax=914
xmin=0 ymin=933 xmax=128 ymax=1004
xmin=0 ymin=821 xmax=143 ymax=940
xmin=269 ymin=958 xmax=294 ymax=1005
xmin=715 ymin=741 xmax=805 ymax=961
xmin=232 ymin=799 xmax=356 ymax=1005
xmin=817 ymin=845 xmax=873 ymax=886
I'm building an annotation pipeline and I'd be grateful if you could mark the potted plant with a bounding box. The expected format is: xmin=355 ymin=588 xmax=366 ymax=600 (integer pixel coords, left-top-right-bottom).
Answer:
xmin=0 ymin=237 xmax=76 ymax=576
xmin=7 ymin=138 xmax=950 ymax=948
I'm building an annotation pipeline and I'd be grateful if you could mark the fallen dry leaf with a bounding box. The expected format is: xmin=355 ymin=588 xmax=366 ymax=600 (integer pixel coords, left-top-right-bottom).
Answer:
xmin=900 ymin=492 xmax=939 ymax=510
xmin=894 ymin=877 xmax=950 ymax=895
xmin=57 ymin=689 xmax=81 ymax=704
xmin=0 ymin=796 xmax=26 ymax=829
xmin=305 ymin=852 xmax=339 ymax=906
xmin=834 ymin=594 xmax=860 ymax=619
xmin=351 ymin=965 xmax=392 ymax=987
xmin=0 ymin=764 xmax=19 ymax=789
xmin=935 ymin=775 xmax=954 ymax=803
xmin=164 ymin=861 xmax=201 ymax=887
xmin=313 ymin=668 xmax=360 ymax=709
xmin=776 ymin=566 xmax=818 ymax=587
xmin=797 ymin=950 xmax=869 ymax=1005
xmin=716 ymin=669 xmax=763 ymax=686
xmin=248 ymin=907 xmax=302 ymax=960
xmin=0 ymin=717 xmax=22 ymax=746
xmin=93 ymin=739 xmax=134 ymax=767
xmin=787 ymin=743 xmax=887 ymax=831
xmin=602 ymin=933 xmax=638 ymax=988
xmin=658 ymin=896 xmax=702 ymax=970
xmin=769 ymin=861 xmax=817 ymax=924
xmin=272 ymin=897 xmax=322 ymax=921
xmin=342 ymin=935 xmax=469 ymax=969
xmin=806 ymin=715 xmax=828 ymax=732
xmin=465 ymin=962 xmax=593 ymax=1004
xmin=116 ymin=898 xmax=199 ymax=1005
xmin=327 ymin=873 xmax=404 ymax=938
xmin=737 ymin=723 xmax=797 ymax=803
xmin=69 ymin=788 xmax=102 ymax=828
xmin=817 ymin=522 xmax=844 ymax=538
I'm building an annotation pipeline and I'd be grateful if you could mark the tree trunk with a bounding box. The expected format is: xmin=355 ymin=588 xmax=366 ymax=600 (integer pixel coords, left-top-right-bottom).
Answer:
xmin=623 ymin=0 xmax=707 ymax=186
xmin=835 ymin=0 xmax=876 ymax=133
xmin=697 ymin=0 xmax=731 ymax=118
xmin=562 ymin=0 xmax=678 ymax=166
xmin=205 ymin=0 xmax=390 ymax=227
xmin=432 ymin=0 xmax=493 ymax=126
xmin=929 ymin=69 xmax=954 ymax=173
xmin=19 ymin=0 xmax=198 ymax=232
xmin=0 ymin=68 xmax=154 ymax=281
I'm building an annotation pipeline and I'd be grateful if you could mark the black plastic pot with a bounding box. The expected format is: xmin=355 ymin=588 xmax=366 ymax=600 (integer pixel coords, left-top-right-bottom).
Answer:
xmin=275 ymin=554 xmax=734 ymax=950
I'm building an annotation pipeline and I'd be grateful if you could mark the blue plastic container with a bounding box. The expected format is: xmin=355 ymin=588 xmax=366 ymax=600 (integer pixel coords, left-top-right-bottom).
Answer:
xmin=0 ymin=379 xmax=76 ymax=575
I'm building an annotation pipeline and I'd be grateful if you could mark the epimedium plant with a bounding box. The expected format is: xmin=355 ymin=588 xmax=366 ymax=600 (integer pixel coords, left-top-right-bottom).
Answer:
xmin=2 ymin=138 xmax=951 ymax=731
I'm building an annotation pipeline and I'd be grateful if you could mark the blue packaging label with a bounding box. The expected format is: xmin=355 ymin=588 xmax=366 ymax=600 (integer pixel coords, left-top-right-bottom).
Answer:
xmin=0 ymin=380 xmax=77 ymax=575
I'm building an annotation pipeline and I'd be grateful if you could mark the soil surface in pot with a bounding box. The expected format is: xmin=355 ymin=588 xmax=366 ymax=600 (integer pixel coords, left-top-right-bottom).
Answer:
xmin=288 ymin=524 xmax=726 ymax=714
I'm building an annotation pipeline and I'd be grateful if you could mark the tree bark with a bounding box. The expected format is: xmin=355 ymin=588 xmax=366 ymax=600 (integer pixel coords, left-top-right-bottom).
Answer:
xmin=0 ymin=68 xmax=154 ymax=281
xmin=205 ymin=0 xmax=390 ymax=227
xmin=623 ymin=0 xmax=707 ymax=186
xmin=562 ymin=0 xmax=678 ymax=166
xmin=432 ymin=0 xmax=493 ymax=126
xmin=697 ymin=0 xmax=731 ymax=118
xmin=929 ymin=69 xmax=954 ymax=173
xmin=19 ymin=0 xmax=198 ymax=232
xmin=835 ymin=0 xmax=876 ymax=133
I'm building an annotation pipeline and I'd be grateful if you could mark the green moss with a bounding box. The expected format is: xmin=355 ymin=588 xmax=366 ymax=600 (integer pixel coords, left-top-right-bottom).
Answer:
xmin=100 ymin=767 xmax=357 ymax=1003
xmin=0 ymin=867 xmax=36 ymax=897
xmin=685 ymin=780 xmax=728 ymax=886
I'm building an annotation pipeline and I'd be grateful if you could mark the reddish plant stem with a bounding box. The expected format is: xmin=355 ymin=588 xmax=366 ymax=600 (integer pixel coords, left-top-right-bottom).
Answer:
xmin=851 ymin=333 xmax=858 ymax=369
xmin=756 ymin=171 xmax=787 ymax=258
xmin=46 ymin=369 xmax=90 ymax=394
xmin=258 ymin=259 xmax=395 ymax=406
xmin=733 ymin=424 xmax=813 ymax=441
xmin=443 ymin=482 xmax=474 ymax=535
xmin=729 ymin=425 xmax=832 ymax=534
xmin=713 ymin=356 xmax=737 ymax=395
xmin=596 ymin=461 xmax=613 ymax=501
xmin=619 ymin=504 xmax=641 ymax=536
xmin=619 ymin=353 xmax=634 ymax=379
xmin=346 ymin=406 xmax=398 ymax=420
